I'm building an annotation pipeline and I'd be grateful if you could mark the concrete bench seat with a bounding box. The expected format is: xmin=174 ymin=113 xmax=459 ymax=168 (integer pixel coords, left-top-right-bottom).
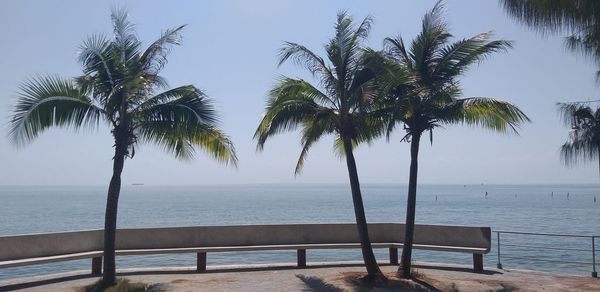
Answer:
xmin=0 ymin=223 xmax=491 ymax=275
xmin=116 ymin=243 xmax=486 ymax=255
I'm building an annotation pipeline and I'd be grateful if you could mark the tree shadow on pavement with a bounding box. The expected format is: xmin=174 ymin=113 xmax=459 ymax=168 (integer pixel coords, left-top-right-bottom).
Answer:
xmin=296 ymin=274 xmax=345 ymax=292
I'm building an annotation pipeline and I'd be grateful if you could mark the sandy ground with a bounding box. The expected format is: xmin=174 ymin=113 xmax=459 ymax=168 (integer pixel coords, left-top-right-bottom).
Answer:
xmin=1 ymin=262 xmax=599 ymax=291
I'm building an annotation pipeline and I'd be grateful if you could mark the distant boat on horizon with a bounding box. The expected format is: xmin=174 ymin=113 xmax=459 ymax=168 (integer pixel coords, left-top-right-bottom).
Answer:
xmin=132 ymin=183 xmax=144 ymax=186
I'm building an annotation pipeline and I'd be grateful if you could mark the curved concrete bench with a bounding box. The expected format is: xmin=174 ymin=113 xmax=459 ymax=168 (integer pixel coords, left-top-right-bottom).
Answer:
xmin=0 ymin=223 xmax=491 ymax=275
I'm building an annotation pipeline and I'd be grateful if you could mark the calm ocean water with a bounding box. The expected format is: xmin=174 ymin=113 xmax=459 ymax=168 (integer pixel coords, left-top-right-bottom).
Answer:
xmin=0 ymin=184 xmax=598 ymax=281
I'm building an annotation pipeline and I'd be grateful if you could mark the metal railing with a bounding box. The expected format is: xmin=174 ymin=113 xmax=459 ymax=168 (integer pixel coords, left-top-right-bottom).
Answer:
xmin=495 ymin=230 xmax=598 ymax=277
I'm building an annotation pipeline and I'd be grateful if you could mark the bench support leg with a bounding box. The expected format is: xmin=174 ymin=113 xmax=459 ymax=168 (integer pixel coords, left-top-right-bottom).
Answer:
xmin=297 ymin=249 xmax=306 ymax=268
xmin=91 ymin=256 xmax=102 ymax=275
xmin=473 ymin=254 xmax=483 ymax=272
xmin=197 ymin=252 xmax=207 ymax=272
xmin=389 ymin=247 xmax=399 ymax=265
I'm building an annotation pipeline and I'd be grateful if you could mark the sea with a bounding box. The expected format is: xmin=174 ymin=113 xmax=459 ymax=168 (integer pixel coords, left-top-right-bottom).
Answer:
xmin=0 ymin=184 xmax=598 ymax=281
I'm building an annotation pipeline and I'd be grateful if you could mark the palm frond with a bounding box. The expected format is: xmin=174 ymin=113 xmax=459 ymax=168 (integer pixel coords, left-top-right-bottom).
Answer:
xmin=433 ymin=32 xmax=513 ymax=81
xmin=325 ymin=11 xmax=372 ymax=89
xmin=500 ymin=0 xmax=598 ymax=35
xmin=9 ymin=75 xmax=104 ymax=147
xmin=565 ymin=25 xmax=600 ymax=62
xmin=453 ymin=37 xmax=513 ymax=72
xmin=277 ymin=42 xmax=335 ymax=83
xmin=501 ymin=0 xmax=600 ymax=68
xmin=383 ymin=36 xmax=414 ymax=71
xmin=439 ymin=97 xmax=530 ymax=134
xmin=136 ymin=120 xmax=237 ymax=164
xmin=557 ymin=102 xmax=594 ymax=127
xmin=78 ymin=34 xmax=115 ymax=89
xmin=561 ymin=138 xmax=599 ymax=166
xmin=133 ymin=85 xmax=201 ymax=112
xmin=255 ymin=77 xmax=331 ymax=150
xmin=410 ymin=0 xmax=452 ymax=85
xmin=295 ymin=114 xmax=335 ymax=175
xmin=110 ymin=7 xmax=140 ymax=64
xmin=353 ymin=12 xmax=373 ymax=41
xmin=135 ymin=86 xmax=219 ymax=127
xmin=135 ymin=87 xmax=236 ymax=164
xmin=345 ymin=14 xmax=374 ymax=82
xmin=140 ymin=25 xmax=186 ymax=75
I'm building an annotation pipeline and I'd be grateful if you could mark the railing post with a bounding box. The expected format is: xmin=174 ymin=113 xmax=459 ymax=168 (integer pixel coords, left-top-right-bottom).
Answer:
xmin=496 ymin=232 xmax=502 ymax=269
xmin=91 ymin=256 xmax=102 ymax=275
xmin=593 ymin=236 xmax=597 ymax=278
xmin=196 ymin=252 xmax=207 ymax=272
xmin=473 ymin=254 xmax=484 ymax=272
xmin=389 ymin=247 xmax=399 ymax=265
xmin=297 ymin=249 xmax=306 ymax=268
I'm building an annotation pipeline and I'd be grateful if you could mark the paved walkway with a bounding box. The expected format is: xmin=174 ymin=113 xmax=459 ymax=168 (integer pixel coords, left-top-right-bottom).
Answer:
xmin=1 ymin=262 xmax=599 ymax=291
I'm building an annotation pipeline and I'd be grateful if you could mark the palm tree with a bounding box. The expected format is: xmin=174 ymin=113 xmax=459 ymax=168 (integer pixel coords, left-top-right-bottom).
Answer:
xmin=8 ymin=9 xmax=237 ymax=287
xmin=379 ymin=2 xmax=530 ymax=278
xmin=501 ymin=0 xmax=600 ymax=80
xmin=254 ymin=12 xmax=387 ymax=282
xmin=558 ymin=102 xmax=600 ymax=177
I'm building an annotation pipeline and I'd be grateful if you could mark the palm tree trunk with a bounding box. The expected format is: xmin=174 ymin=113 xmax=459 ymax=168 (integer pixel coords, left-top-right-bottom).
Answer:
xmin=342 ymin=137 xmax=385 ymax=282
xmin=101 ymin=133 xmax=128 ymax=288
xmin=399 ymin=132 xmax=422 ymax=278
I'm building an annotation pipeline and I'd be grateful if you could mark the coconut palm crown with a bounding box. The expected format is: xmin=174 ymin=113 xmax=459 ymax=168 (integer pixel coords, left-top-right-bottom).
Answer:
xmin=254 ymin=11 xmax=387 ymax=282
xmin=558 ymin=103 xmax=600 ymax=172
xmin=379 ymin=2 xmax=530 ymax=278
xmin=9 ymin=9 xmax=237 ymax=287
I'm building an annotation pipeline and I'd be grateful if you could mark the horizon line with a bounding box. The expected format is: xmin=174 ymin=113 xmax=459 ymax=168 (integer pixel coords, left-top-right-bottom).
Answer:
xmin=0 ymin=182 xmax=599 ymax=187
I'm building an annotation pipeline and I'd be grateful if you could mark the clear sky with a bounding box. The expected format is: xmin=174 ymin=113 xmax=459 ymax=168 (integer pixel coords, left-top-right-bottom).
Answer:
xmin=0 ymin=0 xmax=598 ymax=186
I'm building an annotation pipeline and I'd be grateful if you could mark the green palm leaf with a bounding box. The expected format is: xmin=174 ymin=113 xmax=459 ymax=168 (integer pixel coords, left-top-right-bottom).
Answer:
xmin=137 ymin=120 xmax=236 ymax=163
xmin=78 ymin=34 xmax=115 ymax=90
xmin=295 ymin=115 xmax=336 ymax=174
xmin=9 ymin=75 xmax=104 ymax=147
xmin=140 ymin=25 xmax=186 ymax=75
xmin=433 ymin=33 xmax=513 ymax=81
xmin=135 ymin=86 xmax=237 ymax=164
xmin=439 ymin=97 xmax=530 ymax=133
xmin=255 ymin=77 xmax=327 ymax=150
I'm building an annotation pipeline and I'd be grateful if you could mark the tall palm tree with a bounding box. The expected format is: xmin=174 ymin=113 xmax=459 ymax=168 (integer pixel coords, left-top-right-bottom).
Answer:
xmin=8 ymin=9 xmax=237 ymax=287
xmin=501 ymin=0 xmax=600 ymax=80
xmin=254 ymin=12 xmax=387 ymax=282
xmin=558 ymin=102 xmax=600 ymax=177
xmin=380 ymin=2 xmax=530 ymax=278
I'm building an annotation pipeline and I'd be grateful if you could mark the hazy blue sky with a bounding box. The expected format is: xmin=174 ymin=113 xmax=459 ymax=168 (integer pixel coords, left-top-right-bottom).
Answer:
xmin=1 ymin=0 xmax=599 ymax=186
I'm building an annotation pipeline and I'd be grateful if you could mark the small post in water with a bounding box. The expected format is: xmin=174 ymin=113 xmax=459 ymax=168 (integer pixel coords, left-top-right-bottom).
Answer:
xmin=497 ymin=232 xmax=502 ymax=269
xmin=593 ymin=236 xmax=597 ymax=278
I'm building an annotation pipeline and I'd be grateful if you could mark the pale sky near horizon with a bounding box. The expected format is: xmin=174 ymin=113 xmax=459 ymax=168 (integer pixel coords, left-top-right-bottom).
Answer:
xmin=0 ymin=0 xmax=599 ymax=186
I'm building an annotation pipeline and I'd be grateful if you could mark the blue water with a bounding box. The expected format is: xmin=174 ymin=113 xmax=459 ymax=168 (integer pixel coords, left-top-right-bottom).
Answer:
xmin=0 ymin=184 xmax=599 ymax=281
